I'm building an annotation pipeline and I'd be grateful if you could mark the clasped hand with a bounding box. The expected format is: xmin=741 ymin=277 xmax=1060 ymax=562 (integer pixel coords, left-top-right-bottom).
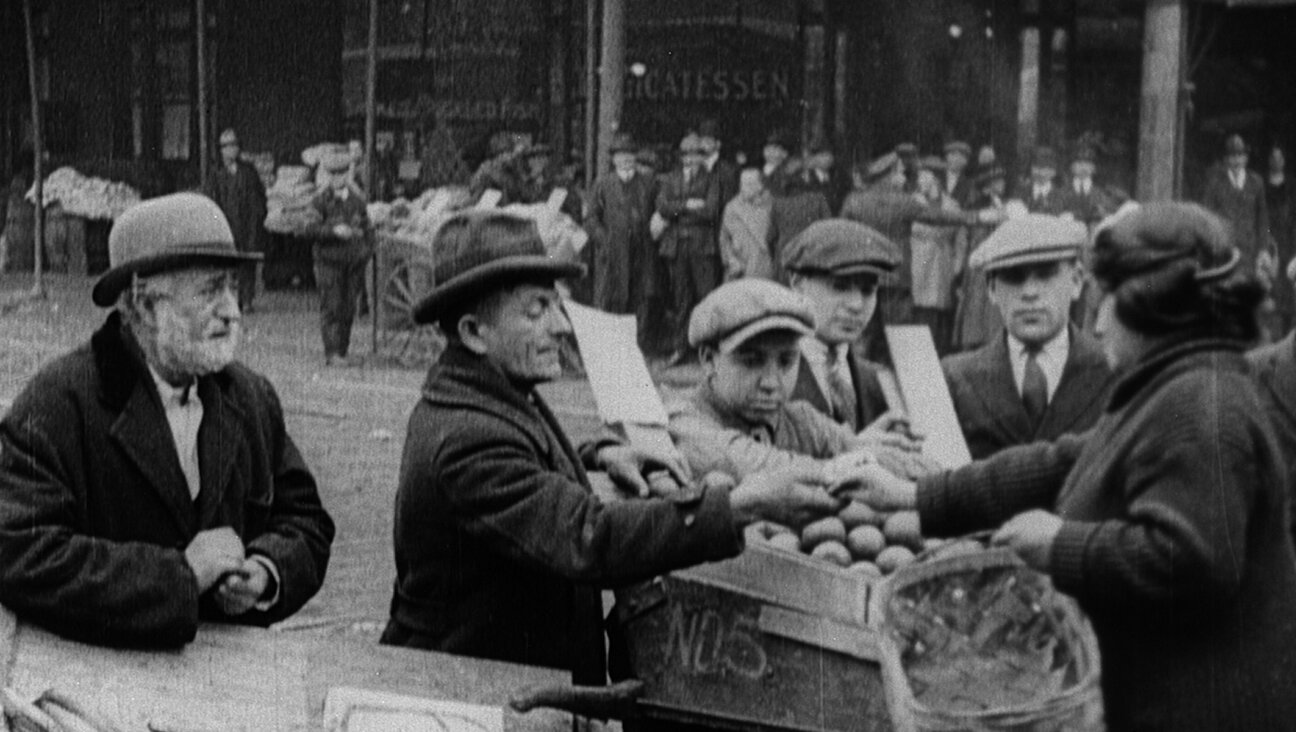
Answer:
xmin=184 ymin=527 xmax=270 ymax=615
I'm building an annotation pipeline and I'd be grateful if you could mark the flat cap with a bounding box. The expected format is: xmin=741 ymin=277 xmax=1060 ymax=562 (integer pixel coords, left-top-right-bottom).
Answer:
xmin=864 ymin=152 xmax=900 ymax=182
xmin=782 ymin=219 xmax=900 ymax=277
xmin=1071 ymin=144 xmax=1096 ymax=163
xmin=944 ymin=140 xmax=972 ymax=157
xmin=679 ymin=133 xmax=705 ymax=154
xmin=1224 ymin=134 xmax=1248 ymax=155
xmin=969 ymin=214 xmax=1087 ymax=272
xmin=688 ymin=279 xmax=815 ymax=352
xmin=919 ymin=155 xmax=946 ymax=172
xmin=895 ymin=142 xmax=919 ymax=158
xmin=974 ymin=164 xmax=1007 ymax=186
xmin=1030 ymin=146 xmax=1059 ymax=170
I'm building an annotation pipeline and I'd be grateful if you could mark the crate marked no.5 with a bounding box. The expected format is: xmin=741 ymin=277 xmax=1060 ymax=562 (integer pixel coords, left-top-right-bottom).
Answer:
xmin=665 ymin=603 xmax=768 ymax=680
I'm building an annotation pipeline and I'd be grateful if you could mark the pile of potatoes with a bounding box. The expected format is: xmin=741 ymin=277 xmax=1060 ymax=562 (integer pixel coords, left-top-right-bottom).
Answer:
xmin=745 ymin=501 xmax=943 ymax=579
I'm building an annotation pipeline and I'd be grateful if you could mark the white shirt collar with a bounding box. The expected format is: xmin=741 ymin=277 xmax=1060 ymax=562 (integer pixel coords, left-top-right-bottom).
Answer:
xmin=146 ymin=365 xmax=203 ymax=499
xmin=1006 ymin=328 xmax=1069 ymax=403
xmin=616 ymin=169 xmax=635 ymax=183
xmin=148 ymin=366 xmax=197 ymax=407
xmin=1033 ymin=182 xmax=1052 ymax=198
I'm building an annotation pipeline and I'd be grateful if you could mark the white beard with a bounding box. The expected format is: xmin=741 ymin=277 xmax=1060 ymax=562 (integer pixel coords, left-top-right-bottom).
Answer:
xmin=152 ymin=303 xmax=240 ymax=377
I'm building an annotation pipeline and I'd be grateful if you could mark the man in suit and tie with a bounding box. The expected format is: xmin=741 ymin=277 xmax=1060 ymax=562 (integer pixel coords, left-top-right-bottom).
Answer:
xmin=1061 ymin=144 xmax=1117 ymax=227
xmin=1203 ymin=134 xmax=1277 ymax=280
xmin=1016 ymin=146 xmax=1068 ymax=216
xmin=781 ymin=219 xmax=921 ymax=450
xmin=942 ymin=214 xmax=1114 ymax=459
xmin=657 ymin=132 xmax=721 ymax=365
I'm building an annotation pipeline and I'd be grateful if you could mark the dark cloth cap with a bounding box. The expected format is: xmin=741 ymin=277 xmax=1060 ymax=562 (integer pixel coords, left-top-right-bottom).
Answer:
xmin=944 ymin=140 xmax=972 ymax=157
xmin=970 ymin=214 xmax=1086 ymax=272
xmin=919 ymin=155 xmax=947 ymax=172
xmin=93 ymin=193 xmax=262 ymax=307
xmin=765 ymin=130 xmax=792 ymax=150
xmin=864 ymin=152 xmax=900 ymax=182
xmin=974 ymin=165 xmax=1007 ymax=186
xmin=412 ymin=210 xmax=584 ymax=324
xmin=1071 ymin=144 xmax=1097 ymax=163
xmin=679 ymin=133 xmax=705 ymax=154
xmin=696 ymin=119 xmax=721 ymax=141
xmin=895 ymin=142 xmax=919 ymax=158
xmin=781 ymin=219 xmax=900 ymax=277
xmin=1031 ymin=146 xmax=1059 ymax=170
xmin=1224 ymin=134 xmax=1249 ymax=155
xmin=609 ymin=132 xmax=636 ymax=154
xmin=688 ymin=279 xmax=815 ymax=351
xmin=808 ymin=137 xmax=833 ymax=154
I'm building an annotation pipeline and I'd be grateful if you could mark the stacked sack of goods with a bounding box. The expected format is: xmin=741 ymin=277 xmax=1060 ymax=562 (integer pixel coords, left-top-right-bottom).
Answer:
xmin=26 ymin=167 xmax=141 ymax=220
xmin=263 ymin=164 xmax=321 ymax=234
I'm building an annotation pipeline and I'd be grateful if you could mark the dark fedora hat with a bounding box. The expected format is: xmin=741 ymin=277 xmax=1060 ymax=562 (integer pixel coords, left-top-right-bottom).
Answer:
xmin=609 ymin=132 xmax=637 ymax=154
xmin=92 ymin=193 xmax=262 ymax=307
xmin=412 ymin=210 xmax=584 ymax=324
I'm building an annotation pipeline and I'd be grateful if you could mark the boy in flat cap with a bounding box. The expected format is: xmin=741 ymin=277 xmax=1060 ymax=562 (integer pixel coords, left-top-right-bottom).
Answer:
xmin=383 ymin=210 xmax=842 ymax=684
xmin=656 ymin=132 xmax=722 ymax=365
xmin=0 ymin=193 xmax=334 ymax=647
xmin=781 ymin=219 xmax=914 ymax=444
xmin=309 ymin=150 xmax=372 ymax=366
xmin=941 ymin=214 xmax=1114 ymax=459
xmin=668 ymin=279 xmax=937 ymax=483
xmin=1015 ymin=146 xmax=1067 ymax=216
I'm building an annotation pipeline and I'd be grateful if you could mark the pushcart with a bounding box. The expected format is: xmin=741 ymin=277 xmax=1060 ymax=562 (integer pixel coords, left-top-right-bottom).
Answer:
xmin=374 ymin=231 xmax=444 ymax=363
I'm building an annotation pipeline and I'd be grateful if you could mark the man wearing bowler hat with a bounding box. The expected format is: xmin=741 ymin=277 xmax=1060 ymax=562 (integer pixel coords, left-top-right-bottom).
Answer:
xmin=1204 ymin=133 xmax=1277 ymax=279
xmin=310 ymin=149 xmax=372 ymax=367
xmin=204 ymin=128 xmax=266 ymax=311
xmin=382 ymin=210 xmax=842 ymax=684
xmin=941 ymin=214 xmax=1113 ymax=459
xmin=656 ymin=132 xmax=721 ymax=365
xmin=584 ymin=131 xmax=655 ymax=319
xmin=0 ymin=193 xmax=334 ymax=648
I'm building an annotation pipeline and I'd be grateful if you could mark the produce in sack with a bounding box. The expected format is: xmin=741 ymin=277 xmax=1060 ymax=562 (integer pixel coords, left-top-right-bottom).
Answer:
xmin=839 ymin=500 xmax=885 ymax=528
xmin=799 ymin=516 xmax=847 ymax=551
xmin=850 ymin=561 xmax=884 ymax=579
xmin=881 ymin=553 xmax=1102 ymax=727
xmin=846 ymin=524 xmax=886 ymax=560
xmin=883 ymin=511 xmax=924 ymax=550
xmin=264 ymin=164 xmax=321 ymax=235
xmin=875 ymin=545 xmax=917 ymax=574
xmin=27 ymin=167 xmax=141 ymax=220
xmin=809 ymin=540 xmax=852 ymax=567
xmin=767 ymin=532 xmax=802 ymax=553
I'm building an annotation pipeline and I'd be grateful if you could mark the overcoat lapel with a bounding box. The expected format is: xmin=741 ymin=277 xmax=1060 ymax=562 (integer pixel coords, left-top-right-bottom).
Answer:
xmin=109 ymin=385 xmax=197 ymax=536
xmin=194 ymin=376 xmax=250 ymax=527
xmin=1038 ymin=331 xmax=1108 ymax=437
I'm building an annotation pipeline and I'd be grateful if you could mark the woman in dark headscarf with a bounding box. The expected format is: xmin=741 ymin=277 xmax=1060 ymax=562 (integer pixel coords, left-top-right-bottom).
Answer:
xmin=850 ymin=201 xmax=1296 ymax=731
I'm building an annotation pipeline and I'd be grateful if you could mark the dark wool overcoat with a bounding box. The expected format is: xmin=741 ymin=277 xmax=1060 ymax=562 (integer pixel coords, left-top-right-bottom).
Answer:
xmin=919 ymin=338 xmax=1296 ymax=731
xmin=0 ymin=314 xmax=334 ymax=647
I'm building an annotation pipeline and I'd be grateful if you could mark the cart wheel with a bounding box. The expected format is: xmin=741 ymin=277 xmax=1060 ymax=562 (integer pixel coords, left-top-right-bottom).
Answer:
xmin=379 ymin=259 xmax=445 ymax=364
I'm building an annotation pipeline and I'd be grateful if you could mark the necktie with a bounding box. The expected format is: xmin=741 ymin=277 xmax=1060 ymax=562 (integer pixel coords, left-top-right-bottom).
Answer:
xmin=1021 ymin=348 xmax=1048 ymax=427
xmin=825 ymin=349 xmax=858 ymax=429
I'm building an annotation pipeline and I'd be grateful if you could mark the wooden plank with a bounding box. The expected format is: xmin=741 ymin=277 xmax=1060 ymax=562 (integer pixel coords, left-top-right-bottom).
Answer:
xmin=1 ymin=621 xmax=572 ymax=732
xmin=884 ymin=325 xmax=971 ymax=469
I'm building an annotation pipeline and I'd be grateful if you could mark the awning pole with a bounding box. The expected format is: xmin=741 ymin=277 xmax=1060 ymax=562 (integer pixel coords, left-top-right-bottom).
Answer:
xmin=23 ymin=0 xmax=44 ymax=298
xmin=366 ymin=0 xmax=380 ymax=354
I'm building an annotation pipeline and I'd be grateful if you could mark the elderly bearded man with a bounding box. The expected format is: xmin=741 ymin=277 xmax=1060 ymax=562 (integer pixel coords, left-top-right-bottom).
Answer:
xmin=0 ymin=193 xmax=334 ymax=647
xmin=382 ymin=210 xmax=842 ymax=684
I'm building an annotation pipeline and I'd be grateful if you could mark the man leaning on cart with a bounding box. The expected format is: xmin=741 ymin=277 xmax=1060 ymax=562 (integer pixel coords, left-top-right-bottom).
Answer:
xmin=381 ymin=209 xmax=849 ymax=685
xmin=0 ymin=193 xmax=335 ymax=648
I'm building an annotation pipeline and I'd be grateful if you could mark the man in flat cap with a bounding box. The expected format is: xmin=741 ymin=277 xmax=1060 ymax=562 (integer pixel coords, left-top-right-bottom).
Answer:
xmin=656 ymin=132 xmax=722 ymax=365
xmin=383 ymin=210 xmax=841 ymax=684
xmin=1203 ymin=133 xmax=1276 ymax=280
xmin=761 ymin=130 xmax=793 ymax=196
xmin=841 ymin=152 xmax=1002 ymax=330
xmin=204 ymin=128 xmax=267 ymax=312
xmin=941 ymin=214 xmax=1113 ymax=459
xmin=585 ymin=132 xmax=655 ymax=322
xmin=911 ymin=156 xmax=970 ymax=354
xmin=1015 ymin=146 xmax=1067 ymax=216
xmin=668 ymin=278 xmax=938 ymax=484
xmin=1060 ymin=144 xmax=1118 ymax=227
xmin=782 ymin=219 xmax=911 ymax=442
xmin=309 ymin=150 xmax=372 ymax=366
xmin=0 ymin=193 xmax=334 ymax=648
xmin=697 ymin=119 xmax=740 ymax=224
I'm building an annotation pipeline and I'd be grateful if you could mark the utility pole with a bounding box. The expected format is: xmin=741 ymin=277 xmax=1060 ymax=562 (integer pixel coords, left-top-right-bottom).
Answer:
xmin=23 ymin=0 xmax=44 ymax=298
xmin=584 ymin=0 xmax=599 ymax=189
xmin=196 ymin=0 xmax=209 ymax=185
xmin=366 ymin=0 xmax=380 ymax=353
xmin=595 ymin=0 xmax=624 ymax=177
xmin=1136 ymin=0 xmax=1186 ymax=202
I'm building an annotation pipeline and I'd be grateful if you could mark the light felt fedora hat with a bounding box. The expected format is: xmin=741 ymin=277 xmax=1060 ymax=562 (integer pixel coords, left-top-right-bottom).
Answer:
xmin=92 ymin=193 xmax=262 ymax=307
xmin=411 ymin=209 xmax=584 ymax=325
